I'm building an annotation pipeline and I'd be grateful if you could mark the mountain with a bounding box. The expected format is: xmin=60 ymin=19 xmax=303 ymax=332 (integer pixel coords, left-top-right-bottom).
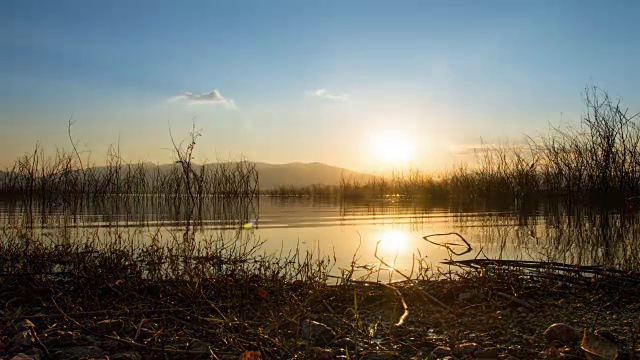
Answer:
xmin=65 ymin=161 xmax=373 ymax=190
xmin=253 ymin=162 xmax=373 ymax=189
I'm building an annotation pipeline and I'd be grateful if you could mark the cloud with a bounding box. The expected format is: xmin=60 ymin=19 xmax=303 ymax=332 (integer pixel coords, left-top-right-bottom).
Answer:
xmin=311 ymin=88 xmax=349 ymax=101
xmin=170 ymin=89 xmax=236 ymax=108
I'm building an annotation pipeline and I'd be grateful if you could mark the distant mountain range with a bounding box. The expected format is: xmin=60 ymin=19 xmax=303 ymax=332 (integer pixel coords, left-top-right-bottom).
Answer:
xmin=253 ymin=162 xmax=373 ymax=189
xmin=0 ymin=162 xmax=374 ymax=190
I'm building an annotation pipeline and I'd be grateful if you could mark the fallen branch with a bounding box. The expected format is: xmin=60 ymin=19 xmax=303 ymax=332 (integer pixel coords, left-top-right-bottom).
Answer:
xmin=423 ymin=232 xmax=472 ymax=256
xmin=348 ymin=280 xmax=409 ymax=326
xmin=374 ymin=241 xmax=453 ymax=314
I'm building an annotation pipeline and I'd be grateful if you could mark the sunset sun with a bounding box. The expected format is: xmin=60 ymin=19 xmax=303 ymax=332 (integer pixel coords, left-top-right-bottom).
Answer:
xmin=369 ymin=130 xmax=415 ymax=164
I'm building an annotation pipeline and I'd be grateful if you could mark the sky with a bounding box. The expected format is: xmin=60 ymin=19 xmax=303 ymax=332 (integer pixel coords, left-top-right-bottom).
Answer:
xmin=2 ymin=0 xmax=640 ymax=173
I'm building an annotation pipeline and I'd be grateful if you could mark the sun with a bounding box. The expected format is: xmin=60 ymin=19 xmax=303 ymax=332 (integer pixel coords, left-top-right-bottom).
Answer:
xmin=369 ymin=130 xmax=415 ymax=164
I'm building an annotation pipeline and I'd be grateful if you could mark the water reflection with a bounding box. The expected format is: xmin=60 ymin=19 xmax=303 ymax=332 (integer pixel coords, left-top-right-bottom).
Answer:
xmin=2 ymin=196 xmax=640 ymax=279
xmin=375 ymin=229 xmax=409 ymax=255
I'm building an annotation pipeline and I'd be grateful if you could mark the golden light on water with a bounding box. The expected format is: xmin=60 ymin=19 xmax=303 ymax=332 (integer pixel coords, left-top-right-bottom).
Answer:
xmin=369 ymin=130 xmax=415 ymax=164
xmin=376 ymin=229 xmax=410 ymax=254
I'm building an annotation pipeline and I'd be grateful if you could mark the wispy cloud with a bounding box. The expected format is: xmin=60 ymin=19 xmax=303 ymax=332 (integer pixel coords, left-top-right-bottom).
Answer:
xmin=170 ymin=89 xmax=236 ymax=108
xmin=310 ymin=88 xmax=349 ymax=101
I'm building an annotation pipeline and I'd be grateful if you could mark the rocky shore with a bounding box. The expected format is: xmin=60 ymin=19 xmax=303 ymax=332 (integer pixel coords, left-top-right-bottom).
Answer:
xmin=1 ymin=268 xmax=639 ymax=359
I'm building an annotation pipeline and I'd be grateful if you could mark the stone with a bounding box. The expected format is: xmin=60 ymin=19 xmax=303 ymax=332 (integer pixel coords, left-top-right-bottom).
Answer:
xmin=333 ymin=337 xmax=357 ymax=350
xmin=456 ymin=342 xmax=480 ymax=355
xmin=93 ymin=319 xmax=125 ymax=335
xmin=12 ymin=331 xmax=34 ymax=347
xmin=594 ymin=329 xmax=617 ymax=344
xmin=360 ymin=350 xmax=398 ymax=360
xmin=544 ymin=323 xmax=581 ymax=344
xmin=309 ymin=347 xmax=333 ymax=360
xmin=48 ymin=331 xmax=77 ymax=347
xmin=110 ymin=352 xmax=141 ymax=360
xmin=432 ymin=346 xmax=452 ymax=358
xmin=15 ymin=320 xmax=35 ymax=332
xmin=189 ymin=339 xmax=212 ymax=352
xmin=558 ymin=355 xmax=584 ymax=360
xmin=8 ymin=346 xmax=23 ymax=355
xmin=301 ymin=320 xmax=336 ymax=345
xmin=10 ymin=354 xmax=39 ymax=360
xmin=53 ymin=346 xmax=106 ymax=360
xmin=475 ymin=347 xmax=499 ymax=359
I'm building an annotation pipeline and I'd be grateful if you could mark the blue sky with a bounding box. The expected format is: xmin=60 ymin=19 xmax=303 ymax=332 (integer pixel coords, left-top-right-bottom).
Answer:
xmin=2 ymin=0 xmax=639 ymax=172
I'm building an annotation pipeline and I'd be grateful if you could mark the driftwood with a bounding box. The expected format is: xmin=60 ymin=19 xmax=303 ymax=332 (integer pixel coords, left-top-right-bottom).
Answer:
xmin=442 ymin=258 xmax=640 ymax=284
xmin=374 ymin=241 xmax=453 ymax=313
xmin=423 ymin=232 xmax=472 ymax=256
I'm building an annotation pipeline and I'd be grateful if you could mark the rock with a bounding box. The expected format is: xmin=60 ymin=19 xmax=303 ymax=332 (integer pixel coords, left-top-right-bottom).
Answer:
xmin=301 ymin=320 xmax=336 ymax=345
xmin=12 ymin=331 xmax=35 ymax=347
xmin=333 ymin=337 xmax=357 ymax=350
xmin=8 ymin=346 xmax=23 ymax=354
xmin=594 ymin=329 xmax=617 ymax=344
xmin=475 ymin=347 xmax=499 ymax=358
xmin=361 ymin=350 xmax=398 ymax=360
xmin=309 ymin=347 xmax=333 ymax=360
xmin=93 ymin=319 xmax=125 ymax=335
xmin=110 ymin=352 xmax=141 ymax=360
xmin=11 ymin=353 xmax=40 ymax=360
xmin=100 ymin=339 xmax=127 ymax=352
xmin=432 ymin=346 xmax=452 ymax=358
xmin=136 ymin=320 xmax=158 ymax=339
xmin=544 ymin=323 xmax=581 ymax=344
xmin=558 ymin=354 xmax=584 ymax=360
xmin=15 ymin=320 xmax=35 ymax=332
xmin=456 ymin=342 xmax=480 ymax=355
xmin=53 ymin=346 xmax=105 ymax=360
xmin=45 ymin=330 xmax=77 ymax=347
xmin=10 ymin=354 xmax=39 ymax=360
xmin=189 ymin=339 xmax=212 ymax=352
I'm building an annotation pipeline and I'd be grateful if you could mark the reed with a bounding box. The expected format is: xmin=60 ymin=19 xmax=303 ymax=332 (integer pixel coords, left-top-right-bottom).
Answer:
xmin=268 ymin=86 xmax=640 ymax=209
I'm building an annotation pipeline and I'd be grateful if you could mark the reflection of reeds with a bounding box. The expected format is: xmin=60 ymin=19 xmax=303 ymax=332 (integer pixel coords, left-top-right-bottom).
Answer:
xmin=0 ymin=123 xmax=259 ymax=227
xmin=453 ymin=205 xmax=640 ymax=273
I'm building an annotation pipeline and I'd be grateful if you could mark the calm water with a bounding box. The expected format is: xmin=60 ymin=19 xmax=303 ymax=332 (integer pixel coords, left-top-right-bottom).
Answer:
xmin=2 ymin=196 xmax=639 ymax=278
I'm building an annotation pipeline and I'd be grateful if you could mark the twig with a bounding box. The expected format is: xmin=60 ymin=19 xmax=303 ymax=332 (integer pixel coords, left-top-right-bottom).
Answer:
xmin=494 ymin=291 xmax=534 ymax=310
xmin=374 ymin=241 xmax=453 ymax=313
xmin=423 ymin=232 xmax=472 ymax=256
xmin=348 ymin=280 xmax=409 ymax=326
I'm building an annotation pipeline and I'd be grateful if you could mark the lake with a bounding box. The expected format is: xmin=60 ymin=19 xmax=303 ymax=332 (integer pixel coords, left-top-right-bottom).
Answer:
xmin=2 ymin=196 xmax=639 ymax=280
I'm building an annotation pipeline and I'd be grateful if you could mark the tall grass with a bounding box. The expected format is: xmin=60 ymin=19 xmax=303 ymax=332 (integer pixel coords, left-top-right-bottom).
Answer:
xmin=275 ymin=86 xmax=640 ymax=208
xmin=0 ymin=122 xmax=259 ymax=221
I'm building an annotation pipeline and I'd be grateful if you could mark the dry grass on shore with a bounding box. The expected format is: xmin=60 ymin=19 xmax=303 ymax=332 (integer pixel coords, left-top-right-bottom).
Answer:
xmin=2 ymin=229 xmax=640 ymax=360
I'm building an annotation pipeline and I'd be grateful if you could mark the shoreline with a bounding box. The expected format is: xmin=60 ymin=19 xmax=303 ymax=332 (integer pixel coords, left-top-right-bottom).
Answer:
xmin=2 ymin=265 xmax=639 ymax=360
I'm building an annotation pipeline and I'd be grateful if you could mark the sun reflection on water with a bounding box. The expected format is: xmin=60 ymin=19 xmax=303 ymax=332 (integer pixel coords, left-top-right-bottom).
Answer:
xmin=375 ymin=229 xmax=410 ymax=255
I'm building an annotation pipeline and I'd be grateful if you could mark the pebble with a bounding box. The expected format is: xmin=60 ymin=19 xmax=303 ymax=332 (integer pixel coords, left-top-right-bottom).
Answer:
xmin=189 ymin=339 xmax=212 ymax=352
xmin=93 ymin=319 xmax=125 ymax=335
xmin=360 ymin=350 xmax=398 ymax=360
xmin=543 ymin=323 xmax=581 ymax=343
xmin=432 ymin=346 xmax=452 ymax=358
xmin=10 ymin=354 xmax=39 ymax=360
xmin=301 ymin=320 xmax=337 ymax=345
xmin=594 ymin=329 xmax=617 ymax=344
xmin=11 ymin=331 xmax=34 ymax=347
xmin=456 ymin=342 xmax=480 ymax=356
xmin=475 ymin=347 xmax=499 ymax=359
